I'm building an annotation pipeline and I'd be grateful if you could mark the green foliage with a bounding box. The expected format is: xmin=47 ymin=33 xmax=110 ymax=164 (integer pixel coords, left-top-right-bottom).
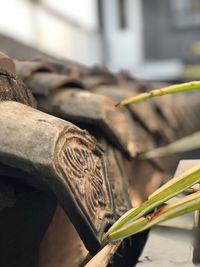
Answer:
xmin=102 ymin=164 xmax=200 ymax=244
xmin=103 ymin=81 xmax=200 ymax=245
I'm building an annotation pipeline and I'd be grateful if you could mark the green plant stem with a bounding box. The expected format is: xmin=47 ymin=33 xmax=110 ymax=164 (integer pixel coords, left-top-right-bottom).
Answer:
xmin=116 ymin=81 xmax=200 ymax=107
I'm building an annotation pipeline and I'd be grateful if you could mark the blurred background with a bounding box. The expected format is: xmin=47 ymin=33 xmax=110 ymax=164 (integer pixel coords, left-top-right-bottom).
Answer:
xmin=1 ymin=0 xmax=200 ymax=80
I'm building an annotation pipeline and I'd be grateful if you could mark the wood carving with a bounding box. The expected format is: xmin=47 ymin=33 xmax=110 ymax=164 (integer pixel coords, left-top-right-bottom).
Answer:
xmin=54 ymin=128 xmax=111 ymax=231
xmin=101 ymin=142 xmax=131 ymax=217
xmin=0 ymin=101 xmax=114 ymax=253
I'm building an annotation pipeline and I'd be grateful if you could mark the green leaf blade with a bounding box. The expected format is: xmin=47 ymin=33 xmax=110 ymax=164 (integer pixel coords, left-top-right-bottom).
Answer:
xmin=107 ymin=191 xmax=200 ymax=242
xmin=105 ymin=164 xmax=200 ymax=237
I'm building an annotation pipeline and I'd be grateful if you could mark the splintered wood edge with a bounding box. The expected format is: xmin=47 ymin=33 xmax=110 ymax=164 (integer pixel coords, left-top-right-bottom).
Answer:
xmin=85 ymin=242 xmax=121 ymax=267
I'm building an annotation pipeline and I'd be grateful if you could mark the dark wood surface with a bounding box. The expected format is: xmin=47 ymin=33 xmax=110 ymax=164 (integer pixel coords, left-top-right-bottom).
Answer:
xmin=0 ymin=101 xmax=115 ymax=254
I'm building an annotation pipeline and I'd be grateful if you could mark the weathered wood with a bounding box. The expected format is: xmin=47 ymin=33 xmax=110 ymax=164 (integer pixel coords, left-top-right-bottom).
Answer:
xmin=0 ymin=101 xmax=114 ymax=253
xmin=85 ymin=243 xmax=121 ymax=267
xmin=24 ymin=72 xmax=84 ymax=96
xmin=93 ymin=85 xmax=176 ymax=144
xmin=0 ymin=52 xmax=15 ymax=73
xmin=102 ymin=142 xmax=132 ymax=217
xmin=85 ymin=230 xmax=149 ymax=267
xmin=36 ymin=89 xmax=155 ymax=158
xmin=154 ymin=93 xmax=200 ymax=140
xmin=81 ymin=65 xmax=117 ymax=90
xmin=14 ymin=59 xmax=54 ymax=79
xmin=85 ymin=139 xmax=150 ymax=267
xmin=82 ymin=76 xmax=116 ymax=90
xmin=0 ymin=68 xmax=36 ymax=107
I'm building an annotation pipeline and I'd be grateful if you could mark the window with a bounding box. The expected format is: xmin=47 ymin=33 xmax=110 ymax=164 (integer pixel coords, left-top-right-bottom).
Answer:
xmin=171 ymin=0 xmax=200 ymax=27
xmin=118 ymin=0 xmax=127 ymax=29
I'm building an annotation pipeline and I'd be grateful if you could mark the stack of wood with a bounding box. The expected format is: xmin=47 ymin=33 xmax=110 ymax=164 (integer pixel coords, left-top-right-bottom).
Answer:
xmin=0 ymin=52 xmax=200 ymax=267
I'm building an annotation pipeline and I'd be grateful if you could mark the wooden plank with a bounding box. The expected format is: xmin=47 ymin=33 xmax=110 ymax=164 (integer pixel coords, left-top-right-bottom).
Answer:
xmin=0 ymin=101 xmax=115 ymax=254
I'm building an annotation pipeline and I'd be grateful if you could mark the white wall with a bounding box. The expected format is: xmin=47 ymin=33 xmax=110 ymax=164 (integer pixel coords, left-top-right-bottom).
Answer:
xmin=102 ymin=0 xmax=144 ymax=71
xmin=0 ymin=0 xmax=102 ymax=65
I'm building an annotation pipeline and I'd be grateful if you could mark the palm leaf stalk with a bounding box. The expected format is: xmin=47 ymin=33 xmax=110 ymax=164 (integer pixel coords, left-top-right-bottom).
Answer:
xmin=106 ymin=191 xmax=200 ymax=242
xmin=140 ymin=132 xmax=200 ymax=159
xmin=116 ymin=81 xmax=200 ymax=107
xmin=104 ymin=82 xmax=200 ymax=246
xmin=102 ymin=164 xmax=200 ymax=244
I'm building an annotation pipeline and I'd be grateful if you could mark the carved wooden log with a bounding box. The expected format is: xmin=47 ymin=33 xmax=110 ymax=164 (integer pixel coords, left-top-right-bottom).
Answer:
xmin=36 ymin=89 xmax=155 ymax=158
xmin=38 ymin=131 xmax=148 ymax=267
xmin=0 ymin=101 xmax=115 ymax=254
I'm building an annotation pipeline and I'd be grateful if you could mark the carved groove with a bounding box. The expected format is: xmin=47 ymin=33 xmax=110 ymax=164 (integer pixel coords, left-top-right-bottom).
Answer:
xmin=54 ymin=128 xmax=111 ymax=231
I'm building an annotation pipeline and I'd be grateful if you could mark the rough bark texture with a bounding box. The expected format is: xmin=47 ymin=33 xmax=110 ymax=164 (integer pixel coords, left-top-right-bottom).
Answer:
xmin=0 ymin=69 xmax=36 ymax=107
